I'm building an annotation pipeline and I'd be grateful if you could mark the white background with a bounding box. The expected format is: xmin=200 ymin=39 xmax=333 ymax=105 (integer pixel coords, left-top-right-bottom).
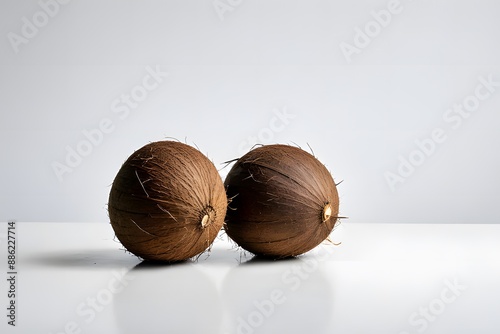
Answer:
xmin=1 ymin=0 xmax=499 ymax=223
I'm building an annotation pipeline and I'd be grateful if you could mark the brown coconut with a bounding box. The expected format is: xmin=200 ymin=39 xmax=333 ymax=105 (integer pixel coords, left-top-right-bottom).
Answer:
xmin=108 ymin=141 xmax=227 ymax=262
xmin=224 ymin=144 xmax=340 ymax=258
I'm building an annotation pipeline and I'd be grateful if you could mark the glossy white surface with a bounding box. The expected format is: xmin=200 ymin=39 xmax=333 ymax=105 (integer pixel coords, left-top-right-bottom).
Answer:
xmin=1 ymin=222 xmax=499 ymax=334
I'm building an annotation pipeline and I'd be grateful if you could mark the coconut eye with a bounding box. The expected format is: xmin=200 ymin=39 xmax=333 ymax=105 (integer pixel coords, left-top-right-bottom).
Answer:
xmin=108 ymin=141 xmax=227 ymax=262
xmin=322 ymin=203 xmax=333 ymax=222
xmin=201 ymin=214 xmax=210 ymax=228
xmin=224 ymin=144 xmax=340 ymax=259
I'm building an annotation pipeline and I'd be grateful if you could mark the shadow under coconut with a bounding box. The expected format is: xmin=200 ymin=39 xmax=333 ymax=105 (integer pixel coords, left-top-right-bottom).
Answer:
xmin=113 ymin=261 xmax=223 ymax=334
xmin=239 ymin=254 xmax=301 ymax=264
xmin=221 ymin=255 xmax=335 ymax=334
xmin=23 ymin=248 xmax=142 ymax=269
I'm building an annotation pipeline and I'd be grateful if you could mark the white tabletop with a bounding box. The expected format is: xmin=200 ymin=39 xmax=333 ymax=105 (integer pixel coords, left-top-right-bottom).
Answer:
xmin=1 ymin=222 xmax=499 ymax=334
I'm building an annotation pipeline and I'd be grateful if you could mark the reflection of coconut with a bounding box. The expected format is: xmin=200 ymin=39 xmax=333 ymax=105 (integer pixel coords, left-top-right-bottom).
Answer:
xmin=221 ymin=256 xmax=334 ymax=334
xmin=113 ymin=262 xmax=222 ymax=334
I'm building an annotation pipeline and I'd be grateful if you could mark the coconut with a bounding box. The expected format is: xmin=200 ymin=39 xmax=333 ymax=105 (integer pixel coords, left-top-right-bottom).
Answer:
xmin=108 ymin=140 xmax=227 ymax=262
xmin=224 ymin=144 xmax=339 ymax=258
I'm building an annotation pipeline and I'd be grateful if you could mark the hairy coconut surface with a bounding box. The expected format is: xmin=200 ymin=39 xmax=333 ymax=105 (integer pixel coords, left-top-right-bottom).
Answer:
xmin=108 ymin=141 xmax=227 ymax=262
xmin=224 ymin=144 xmax=339 ymax=258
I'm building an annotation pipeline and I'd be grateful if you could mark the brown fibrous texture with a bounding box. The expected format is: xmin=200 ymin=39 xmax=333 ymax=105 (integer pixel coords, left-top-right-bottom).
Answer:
xmin=108 ymin=141 xmax=227 ymax=262
xmin=224 ymin=144 xmax=339 ymax=258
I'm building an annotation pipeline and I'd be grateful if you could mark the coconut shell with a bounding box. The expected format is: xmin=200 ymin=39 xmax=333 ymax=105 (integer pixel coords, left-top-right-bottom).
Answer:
xmin=224 ymin=144 xmax=339 ymax=258
xmin=108 ymin=141 xmax=227 ymax=262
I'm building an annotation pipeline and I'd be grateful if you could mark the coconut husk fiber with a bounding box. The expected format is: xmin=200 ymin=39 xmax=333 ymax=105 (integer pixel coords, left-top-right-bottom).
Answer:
xmin=108 ymin=141 xmax=227 ymax=262
xmin=224 ymin=144 xmax=339 ymax=258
